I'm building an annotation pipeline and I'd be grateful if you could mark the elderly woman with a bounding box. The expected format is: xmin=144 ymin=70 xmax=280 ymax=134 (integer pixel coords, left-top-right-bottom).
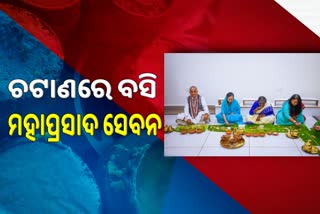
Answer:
xmin=276 ymin=94 xmax=305 ymax=126
xmin=246 ymin=96 xmax=275 ymax=124
xmin=216 ymin=92 xmax=243 ymax=125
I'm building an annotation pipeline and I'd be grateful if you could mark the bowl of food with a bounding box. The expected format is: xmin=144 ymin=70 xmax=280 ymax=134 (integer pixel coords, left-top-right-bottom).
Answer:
xmin=302 ymin=140 xmax=319 ymax=154
xmin=220 ymin=134 xmax=245 ymax=149
xmin=313 ymin=125 xmax=320 ymax=131
xmin=188 ymin=129 xmax=196 ymax=134
xmin=245 ymin=133 xmax=251 ymax=137
xmin=259 ymin=132 xmax=265 ymax=137
xmin=291 ymin=130 xmax=299 ymax=137
xmin=273 ymin=132 xmax=278 ymax=136
xmin=164 ymin=125 xmax=173 ymax=133
xmin=253 ymin=133 xmax=259 ymax=137
xmin=181 ymin=130 xmax=187 ymax=135
xmin=196 ymin=129 xmax=203 ymax=134
xmin=303 ymin=141 xmax=312 ymax=150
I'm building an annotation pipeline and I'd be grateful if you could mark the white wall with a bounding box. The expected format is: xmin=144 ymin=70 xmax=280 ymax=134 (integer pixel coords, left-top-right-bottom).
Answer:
xmin=164 ymin=53 xmax=320 ymax=106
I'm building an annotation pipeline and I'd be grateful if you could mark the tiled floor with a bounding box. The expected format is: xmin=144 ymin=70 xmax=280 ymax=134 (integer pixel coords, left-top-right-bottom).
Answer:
xmin=164 ymin=115 xmax=320 ymax=157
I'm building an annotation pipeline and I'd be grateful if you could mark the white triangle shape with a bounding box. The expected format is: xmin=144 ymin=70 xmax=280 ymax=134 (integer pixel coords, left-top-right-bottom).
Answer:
xmin=275 ymin=0 xmax=320 ymax=37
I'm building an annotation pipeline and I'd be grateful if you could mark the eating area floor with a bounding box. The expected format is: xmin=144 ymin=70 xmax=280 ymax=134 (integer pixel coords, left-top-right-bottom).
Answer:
xmin=164 ymin=115 xmax=320 ymax=157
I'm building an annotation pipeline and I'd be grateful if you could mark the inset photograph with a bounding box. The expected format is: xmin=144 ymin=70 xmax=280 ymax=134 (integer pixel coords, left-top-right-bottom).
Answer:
xmin=164 ymin=53 xmax=320 ymax=157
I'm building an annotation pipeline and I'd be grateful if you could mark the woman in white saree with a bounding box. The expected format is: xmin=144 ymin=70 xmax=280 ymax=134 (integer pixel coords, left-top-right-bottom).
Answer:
xmin=246 ymin=96 xmax=275 ymax=124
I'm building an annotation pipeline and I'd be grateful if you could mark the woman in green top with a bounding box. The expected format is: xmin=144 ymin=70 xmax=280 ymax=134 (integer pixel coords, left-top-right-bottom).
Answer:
xmin=276 ymin=94 xmax=305 ymax=126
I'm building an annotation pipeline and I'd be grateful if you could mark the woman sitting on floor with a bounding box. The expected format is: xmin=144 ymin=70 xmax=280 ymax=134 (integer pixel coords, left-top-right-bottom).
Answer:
xmin=246 ymin=96 xmax=275 ymax=124
xmin=216 ymin=92 xmax=243 ymax=125
xmin=276 ymin=94 xmax=305 ymax=126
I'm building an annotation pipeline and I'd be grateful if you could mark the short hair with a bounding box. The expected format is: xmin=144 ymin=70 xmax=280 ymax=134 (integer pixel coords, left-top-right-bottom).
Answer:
xmin=189 ymin=86 xmax=198 ymax=92
xmin=226 ymin=92 xmax=234 ymax=98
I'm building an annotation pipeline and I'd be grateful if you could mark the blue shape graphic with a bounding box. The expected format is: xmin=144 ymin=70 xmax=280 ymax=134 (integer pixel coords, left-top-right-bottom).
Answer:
xmin=161 ymin=158 xmax=249 ymax=214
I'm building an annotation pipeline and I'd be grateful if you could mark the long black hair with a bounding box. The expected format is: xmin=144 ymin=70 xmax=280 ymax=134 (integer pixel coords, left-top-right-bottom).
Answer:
xmin=226 ymin=92 xmax=234 ymax=98
xmin=288 ymin=94 xmax=302 ymax=115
